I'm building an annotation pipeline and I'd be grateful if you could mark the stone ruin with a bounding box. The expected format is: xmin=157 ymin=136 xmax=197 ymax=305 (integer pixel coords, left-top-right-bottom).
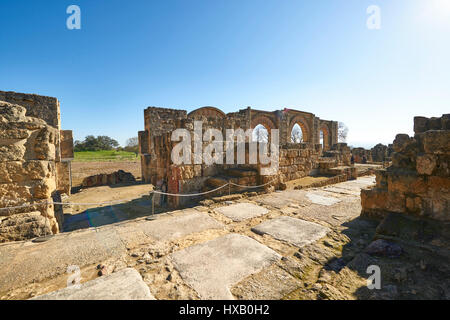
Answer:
xmin=361 ymin=114 xmax=449 ymax=254
xmin=0 ymin=91 xmax=74 ymax=242
xmin=139 ymin=106 xmax=352 ymax=207
xmin=351 ymin=143 xmax=394 ymax=164
xmin=82 ymin=170 xmax=136 ymax=188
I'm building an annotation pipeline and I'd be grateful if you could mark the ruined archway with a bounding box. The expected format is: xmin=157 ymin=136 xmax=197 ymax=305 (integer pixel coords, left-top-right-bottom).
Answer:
xmin=288 ymin=115 xmax=310 ymax=143
xmin=252 ymin=124 xmax=269 ymax=142
xmin=320 ymin=124 xmax=330 ymax=151
xmin=188 ymin=106 xmax=226 ymax=119
xmin=250 ymin=115 xmax=277 ymax=133
xmin=290 ymin=123 xmax=304 ymax=143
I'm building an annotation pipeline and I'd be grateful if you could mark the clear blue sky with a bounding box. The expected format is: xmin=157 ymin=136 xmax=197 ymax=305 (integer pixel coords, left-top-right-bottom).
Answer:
xmin=1 ymin=0 xmax=449 ymax=148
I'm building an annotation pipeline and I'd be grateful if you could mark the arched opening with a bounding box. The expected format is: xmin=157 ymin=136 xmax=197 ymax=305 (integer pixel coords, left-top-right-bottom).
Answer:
xmin=252 ymin=124 xmax=269 ymax=143
xmin=187 ymin=106 xmax=226 ymax=119
xmin=288 ymin=116 xmax=310 ymax=143
xmin=320 ymin=125 xmax=330 ymax=151
xmin=290 ymin=123 xmax=304 ymax=143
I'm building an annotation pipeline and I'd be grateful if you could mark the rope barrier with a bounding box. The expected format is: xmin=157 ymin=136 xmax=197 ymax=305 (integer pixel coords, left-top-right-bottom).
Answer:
xmin=0 ymin=177 xmax=279 ymax=211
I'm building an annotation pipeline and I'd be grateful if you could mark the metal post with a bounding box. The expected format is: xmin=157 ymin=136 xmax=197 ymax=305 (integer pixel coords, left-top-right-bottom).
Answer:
xmin=152 ymin=193 xmax=155 ymax=216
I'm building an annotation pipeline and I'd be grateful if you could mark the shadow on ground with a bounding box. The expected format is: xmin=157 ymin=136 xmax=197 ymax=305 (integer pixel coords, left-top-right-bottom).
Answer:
xmin=320 ymin=215 xmax=450 ymax=300
xmin=62 ymin=194 xmax=198 ymax=232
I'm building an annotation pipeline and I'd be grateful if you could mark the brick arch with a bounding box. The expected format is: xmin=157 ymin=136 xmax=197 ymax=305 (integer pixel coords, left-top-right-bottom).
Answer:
xmin=250 ymin=115 xmax=277 ymax=132
xmin=320 ymin=123 xmax=330 ymax=150
xmin=188 ymin=106 xmax=226 ymax=119
xmin=288 ymin=115 xmax=310 ymax=142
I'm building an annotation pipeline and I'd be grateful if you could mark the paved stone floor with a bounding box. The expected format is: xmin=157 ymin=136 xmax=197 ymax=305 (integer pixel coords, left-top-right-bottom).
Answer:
xmin=0 ymin=176 xmax=380 ymax=300
xmin=32 ymin=268 xmax=154 ymax=300
xmin=252 ymin=216 xmax=330 ymax=248
xmin=171 ymin=234 xmax=281 ymax=299
xmin=214 ymin=202 xmax=269 ymax=221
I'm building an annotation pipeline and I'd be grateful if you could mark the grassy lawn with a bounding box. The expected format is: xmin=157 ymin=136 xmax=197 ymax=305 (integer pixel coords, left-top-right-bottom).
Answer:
xmin=74 ymin=150 xmax=139 ymax=162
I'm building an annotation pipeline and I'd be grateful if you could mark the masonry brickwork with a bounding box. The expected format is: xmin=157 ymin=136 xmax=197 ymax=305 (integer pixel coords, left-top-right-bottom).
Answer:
xmin=361 ymin=114 xmax=450 ymax=222
xmin=139 ymin=106 xmax=347 ymax=207
xmin=0 ymin=91 xmax=74 ymax=242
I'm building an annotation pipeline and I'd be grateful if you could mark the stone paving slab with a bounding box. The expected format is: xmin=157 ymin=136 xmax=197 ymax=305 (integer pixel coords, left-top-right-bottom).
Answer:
xmin=214 ymin=202 xmax=269 ymax=221
xmin=140 ymin=209 xmax=224 ymax=241
xmin=252 ymin=216 xmax=330 ymax=247
xmin=231 ymin=264 xmax=303 ymax=299
xmin=0 ymin=228 xmax=127 ymax=294
xmin=31 ymin=268 xmax=154 ymax=300
xmin=322 ymin=186 xmax=361 ymax=196
xmin=171 ymin=233 xmax=281 ymax=299
xmin=255 ymin=190 xmax=306 ymax=208
xmin=306 ymin=192 xmax=341 ymax=206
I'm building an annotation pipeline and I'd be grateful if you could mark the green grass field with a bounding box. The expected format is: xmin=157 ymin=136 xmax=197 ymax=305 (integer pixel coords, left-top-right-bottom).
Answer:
xmin=74 ymin=150 xmax=138 ymax=162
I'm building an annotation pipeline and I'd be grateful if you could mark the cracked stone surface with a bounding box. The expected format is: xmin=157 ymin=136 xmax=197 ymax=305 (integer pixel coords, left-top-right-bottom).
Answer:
xmin=139 ymin=209 xmax=224 ymax=241
xmin=170 ymin=233 xmax=281 ymax=299
xmin=214 ymin=202 xmax=269 ymax=221
xmin=31 ymin=268 xmax=154 ymax=300
xmin=252 ymin=216 xmax=330 ymax=248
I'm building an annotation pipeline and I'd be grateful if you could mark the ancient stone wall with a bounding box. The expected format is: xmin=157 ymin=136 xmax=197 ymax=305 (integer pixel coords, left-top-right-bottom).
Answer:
xmin=351 ymin=147 xmax=372 ymax=163
xmin=370 ymin=143 xmax=393 ymax=162
xmin=0 ymin=102 xmax=60 ymax=241
xmin=279 ymin=143 xmax=321 ymax=181
xmin=0 ymin=91 xmax=61 ymax=129
xmin=0 ymin=91 xmax=74 ymax=242
xmin=361 ymin=114 xmax=449 ymax=221
xmin=139 ymin=106 xmax=343 ymax=207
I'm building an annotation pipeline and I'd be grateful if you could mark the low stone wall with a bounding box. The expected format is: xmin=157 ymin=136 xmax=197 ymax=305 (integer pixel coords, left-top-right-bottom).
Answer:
xmin=82 ymin=170 xmax=136 ymax=188
xmin=279 ymin=143 xmax=321 ymax=182
xmin=361 ymin=114 xmax=449 ymax=221
xmin=294 ymin=174 xmax=348 ymax=190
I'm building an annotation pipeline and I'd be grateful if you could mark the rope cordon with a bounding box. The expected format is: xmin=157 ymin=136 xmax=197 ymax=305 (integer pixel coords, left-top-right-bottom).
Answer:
xmin=0 ymin=177 xmax=279 ymax=211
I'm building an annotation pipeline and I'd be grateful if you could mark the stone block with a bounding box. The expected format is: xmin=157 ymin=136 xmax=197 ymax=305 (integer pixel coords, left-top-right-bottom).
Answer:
xmin=420 ymin=130 xmax=450 ymax=154
xmin=416 ymin=154 xmax=437 ymax=175
xmin=31 ymin=268 xmax=154 ymax=300
xmin=0 ymin=212 xmax=51 ymax=243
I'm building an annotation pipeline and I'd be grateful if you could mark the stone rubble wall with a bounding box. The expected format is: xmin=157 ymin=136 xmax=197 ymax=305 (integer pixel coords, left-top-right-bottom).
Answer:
xmin=81 ymin=170 xmax=136 ymax=188
xmin=0 ymin=101 xmax=62 ymax=242
xmin=361 ymin=114 xmax=450 ymax=221
xmin=352 ymin=144 xmax=394 ymax=164
xmin=139 ymin=106 xmax=347 ymax=208
xmin=351 ymin=147 xmax=372 ymax=163
xmin=279 ymin=143 xmax=322 ymax=182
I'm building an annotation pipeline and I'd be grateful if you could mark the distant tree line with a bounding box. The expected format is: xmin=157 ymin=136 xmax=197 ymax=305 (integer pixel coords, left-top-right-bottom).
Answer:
xmin=74 ymin=135 xmax=139 ymax=155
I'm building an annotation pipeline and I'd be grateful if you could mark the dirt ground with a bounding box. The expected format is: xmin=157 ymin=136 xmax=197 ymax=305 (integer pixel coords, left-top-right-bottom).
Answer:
xmin=71 ymin=161 xmax=141 ymax=187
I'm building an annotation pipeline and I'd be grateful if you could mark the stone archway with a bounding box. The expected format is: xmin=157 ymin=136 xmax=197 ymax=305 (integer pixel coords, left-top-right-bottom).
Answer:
xmin=250 ymin=115 xmax=277 ymax=133
xmin=320 ymin=124 xmax=330 ymax=151
xmin=252 ymin=124 xmax=269 ymax=142
xmin=188 ymin=106 xmax=226 ymax=119
xmin=288 ymin=115 xmax=310 ymax=143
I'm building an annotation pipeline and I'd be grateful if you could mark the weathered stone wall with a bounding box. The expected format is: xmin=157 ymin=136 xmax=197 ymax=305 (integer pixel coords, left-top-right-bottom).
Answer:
xmin=279 ymin=143 xmax=321 ymax=181
xmin=0 ymin=91 xmax=61 ymax=130
xmin=361 ymin=114 xmax=450 ymax=221
xmin=0 ymin=101 xmax=60 ymax=242
xmin=82 ymin=170 xmax=136 ymax=188
xmin=139 ymin=106 xmax=345 ymax=207
xmin=370 ymin=143 xmax=393 ymax=162
xmin=351 ymin=147 xmax=372 ymax=163
xmin=0 ymin=91 xmax=74 ymax=242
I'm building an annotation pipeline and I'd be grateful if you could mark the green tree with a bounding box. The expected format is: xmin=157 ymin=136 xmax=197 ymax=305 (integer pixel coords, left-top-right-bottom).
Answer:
xmin=74 ymin=135 xmax=119 ymax=151
xmin=124 ymin=137 xmax=139 ymax=155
